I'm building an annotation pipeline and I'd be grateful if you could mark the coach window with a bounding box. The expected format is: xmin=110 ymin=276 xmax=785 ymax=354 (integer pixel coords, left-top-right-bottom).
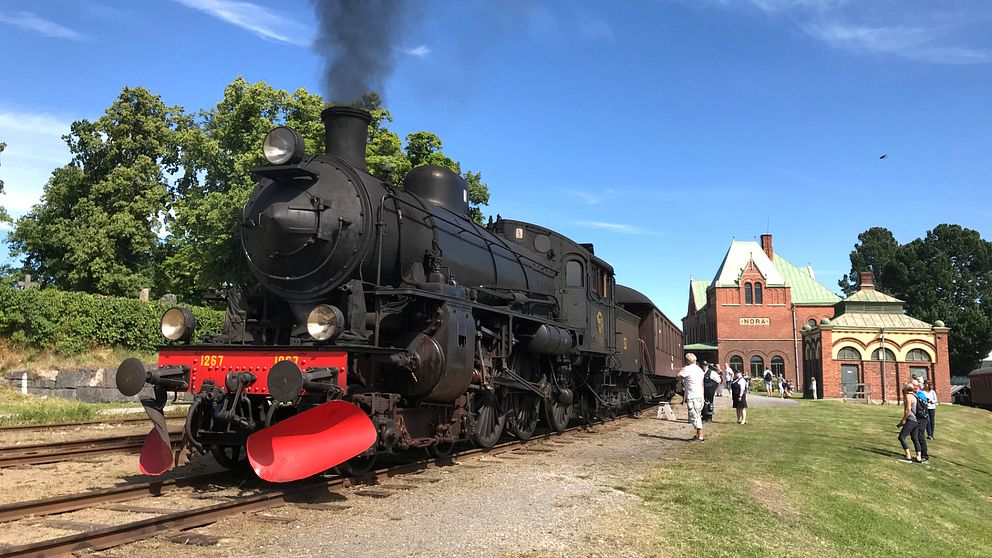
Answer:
xmin=749 ymin=356 xmax=764 ymax=376
xmin=754 ymin=283 xmax=763 ymax=304
xmin=566 ymin=260 xmax=584 ymax=288
xmin=745 ymin=282 xmax=753 ymax=304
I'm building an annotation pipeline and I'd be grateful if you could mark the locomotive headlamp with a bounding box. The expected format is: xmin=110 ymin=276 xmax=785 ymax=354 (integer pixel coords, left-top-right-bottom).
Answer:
xmin=262 ymin=126 xmax=305 ymax=165
xmin=161 ymin=307 xmax=196 ymax=342
xmin=307 ymin=304 xmax=344 ymax=341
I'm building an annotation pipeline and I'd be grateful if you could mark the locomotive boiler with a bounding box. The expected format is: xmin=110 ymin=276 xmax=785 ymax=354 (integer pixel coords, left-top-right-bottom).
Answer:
xmin=116 ymin=106 xmax=676 ymax=482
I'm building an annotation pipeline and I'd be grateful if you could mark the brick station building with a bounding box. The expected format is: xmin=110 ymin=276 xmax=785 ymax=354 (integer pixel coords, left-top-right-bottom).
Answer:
xmin=801 ymin=272 xmax=951 ymax=402
xmin=682 ymin=234 xmax=840 ymax=388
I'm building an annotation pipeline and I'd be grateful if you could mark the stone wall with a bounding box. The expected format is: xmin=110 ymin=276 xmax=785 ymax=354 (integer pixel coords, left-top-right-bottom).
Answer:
xmin=4 ymin=365 xmax=187 ymax=403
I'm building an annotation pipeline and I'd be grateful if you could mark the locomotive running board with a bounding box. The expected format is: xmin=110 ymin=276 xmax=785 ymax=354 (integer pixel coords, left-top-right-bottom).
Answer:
xmin=246 ymin=400 xmax=377 ymax=483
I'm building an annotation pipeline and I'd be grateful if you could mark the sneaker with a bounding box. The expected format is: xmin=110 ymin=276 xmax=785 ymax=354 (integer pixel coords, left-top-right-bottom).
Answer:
xmin=898 ymin=457 xmax=914 ymax=463
xmin=927 ymin=436 xmax=933 ymax=440
xmin=920 ymin=458 xmax=929 ymax=463
xmin=688 ymin=438 xmax=704 ymax=443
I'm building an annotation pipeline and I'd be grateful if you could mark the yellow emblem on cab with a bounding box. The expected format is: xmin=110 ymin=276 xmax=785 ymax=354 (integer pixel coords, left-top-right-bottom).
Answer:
xmin=596 ymin=311 xmax=604 ymax=333
xmin=623 ymin=337 xmax=628 ymax=351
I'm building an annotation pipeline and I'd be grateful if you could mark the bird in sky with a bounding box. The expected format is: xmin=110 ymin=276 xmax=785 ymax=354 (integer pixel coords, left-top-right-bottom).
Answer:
xmin=879 ymin=154 xmax=887 ymax=159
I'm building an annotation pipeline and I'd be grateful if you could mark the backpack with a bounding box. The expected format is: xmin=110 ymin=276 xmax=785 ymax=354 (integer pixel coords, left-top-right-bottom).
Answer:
xmin=764 ymin=371 xmax=772 ymax=382
xmin=914 ymin=393 xmax=928 ymax=420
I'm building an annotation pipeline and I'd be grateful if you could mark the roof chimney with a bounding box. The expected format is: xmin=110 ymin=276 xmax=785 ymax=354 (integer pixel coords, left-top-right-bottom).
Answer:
xmin=320 ymin=106 xmax=372 ymax=171
xmin=760 ymin=234 xmax=773 ymax=261
xmin=858 ymin=271 xmax=875 ymax=290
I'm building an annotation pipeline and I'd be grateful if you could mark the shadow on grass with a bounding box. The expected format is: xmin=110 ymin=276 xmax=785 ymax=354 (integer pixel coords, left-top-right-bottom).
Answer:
xmin=637 ymin=433 xmax=694 ymax=442
xmin=859 ymin=446 xmax=992 ymax=476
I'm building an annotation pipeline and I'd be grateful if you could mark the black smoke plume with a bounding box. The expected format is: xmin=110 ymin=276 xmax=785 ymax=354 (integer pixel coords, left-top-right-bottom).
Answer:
xmin=310 ymin=0 xmax=408 ymax=107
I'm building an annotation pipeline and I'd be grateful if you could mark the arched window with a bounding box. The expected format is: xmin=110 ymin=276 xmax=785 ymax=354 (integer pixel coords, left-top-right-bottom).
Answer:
xmin=565 ymin=260 xmax=584 ymax=287
xmin=808 ymin=319 xmax=817 ymax=328
xmin=871 ymin=348 xmax=897 ymax=361
xmin=770 ymin=355 xmax=784 ymax=375
xmin=749 ymin=356 xmax=764 ymax=376
xmin=729 ymin=355 xmax=744 ymax=373
xmin=906 ymin=349 xmax=932 ymax=362
xmin=837 ymin=347 xmax=861 ymax=360
xmin=745 ymin=282 xmax=753 ymax=304
xmin=754 ymin=283 xmax=763 ymax=304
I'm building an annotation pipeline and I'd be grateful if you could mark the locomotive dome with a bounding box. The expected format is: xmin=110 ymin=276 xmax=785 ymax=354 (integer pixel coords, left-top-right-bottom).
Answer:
xmin=403 ymin=165 xmax=469 ymax=215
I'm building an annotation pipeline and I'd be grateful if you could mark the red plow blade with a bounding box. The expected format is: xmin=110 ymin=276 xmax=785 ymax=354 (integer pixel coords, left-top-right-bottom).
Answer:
xmin=139 ymin=427 xmax=174 ymax=476
xmin=247 ymin=401 xmax=377 ymax=483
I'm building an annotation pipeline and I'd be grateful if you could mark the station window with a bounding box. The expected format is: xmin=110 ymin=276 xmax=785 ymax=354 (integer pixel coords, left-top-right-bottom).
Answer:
xmin=771 ymin=355 xmax=784 ymax=376
xmin=750 ymin=356 xmax=764 ymax=376
xmin=871 ymin=348 xmax=897 ymax=361
xmin=838 ymin=346 xmax=861 ymax=360
xmin=745 ymin=282 xmax=753 ymax=304
xmin=754 ymin=283 xmax=763 ymax=304
xmin=906 ymin=349 xmax=932 ymax=362
xmin=808 ymin=318 xmax=817 ymax=328
xmin=566 ymin=260 xmax=584 ymax=287
xmin=729 ymin=355 xmax=744 ymax=373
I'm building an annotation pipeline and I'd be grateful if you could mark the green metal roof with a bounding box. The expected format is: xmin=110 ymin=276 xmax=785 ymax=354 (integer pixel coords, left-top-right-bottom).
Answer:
xmin=842 ymin=289 xmax=904 ymax=304
xmin=690 ymin=279 xmax=711 ymax=311
xmin=828 ymin=312 xmax=933 ymax=330
xmin=684 ymin=342 xmax=719 ymax=351
xmin=771 ymin=254 xmax=841 ymax=305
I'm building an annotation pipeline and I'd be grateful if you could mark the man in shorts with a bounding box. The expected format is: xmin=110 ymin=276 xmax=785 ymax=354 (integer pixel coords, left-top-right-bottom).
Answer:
xmin=678 ymin=353 xmax=706 ymax=442
xmin=763 ymin=368 xmax=774 ymax=396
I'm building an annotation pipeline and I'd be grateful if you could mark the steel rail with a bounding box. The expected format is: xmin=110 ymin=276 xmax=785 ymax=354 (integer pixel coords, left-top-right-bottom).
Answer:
xmin=0 ymin=471 xmax=232 ymax=524
xmin=0 ymin=409 xmax=646 ymax=558
xmin=0 ymin=431 xmax=182 ymax=467
xmin=0 ymin=414 xmax=187 ymax=432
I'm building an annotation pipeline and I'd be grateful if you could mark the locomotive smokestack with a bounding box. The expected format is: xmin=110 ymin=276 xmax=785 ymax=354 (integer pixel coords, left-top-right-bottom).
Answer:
xmin=321 ymin=106 xmax=372 ymax=171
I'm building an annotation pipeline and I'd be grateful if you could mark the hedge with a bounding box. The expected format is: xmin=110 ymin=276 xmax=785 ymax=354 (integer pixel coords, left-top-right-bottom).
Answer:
xmin=0 ymin=285 xmax=225 ymax=355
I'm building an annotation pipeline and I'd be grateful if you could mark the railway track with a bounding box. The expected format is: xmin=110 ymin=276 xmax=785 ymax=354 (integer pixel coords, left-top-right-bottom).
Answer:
xmin=0 ymin=431 xmax=183 ymax=467
xmin=0 ymin=408 xmax=648 ymax=558
xmin=0 ymin=414 xmax=187 ymax=432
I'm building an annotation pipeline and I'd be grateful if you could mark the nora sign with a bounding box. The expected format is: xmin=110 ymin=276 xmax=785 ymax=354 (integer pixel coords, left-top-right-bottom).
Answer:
xmin=740 ymin=317 xmax=771 ymax=326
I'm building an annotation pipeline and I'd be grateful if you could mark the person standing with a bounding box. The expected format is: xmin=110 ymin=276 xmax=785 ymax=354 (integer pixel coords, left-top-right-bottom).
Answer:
xmin=913 ymin=381 xmax=930 ymax=462
xmin=923 ymin=381 xmax=938 ymax=439
xmin=897 ymin=382 xmax=923 ymax=463
xmin=724 ymin=363 xmax=734 ymax=397
xmin=702 ymin=364 xmax=721 ymax=422
xmin=763 ymin=368 xmax=774 ymax=396
xmin=809 ymin=377 xmax=818 ymax=400
xmin=678 ymin=353 xmax=706 ymax=442
xmin=777 ymin=374 xmax=785 ymax=398
xmin=713 ymin=363 xmax=724 ymax=399
xmin=731 ymin=369 xmax=748 ymax=424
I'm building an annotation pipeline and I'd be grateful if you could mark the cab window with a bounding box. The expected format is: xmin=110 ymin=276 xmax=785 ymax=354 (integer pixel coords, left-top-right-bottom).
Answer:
xmin=566 ymin=260 xmax=584 ymax=287
xmin=592 ymin=266 xmax=608 ymax=298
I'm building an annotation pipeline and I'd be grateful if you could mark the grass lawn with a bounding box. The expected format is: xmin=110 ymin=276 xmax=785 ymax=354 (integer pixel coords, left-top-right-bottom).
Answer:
xmin=633 ymin=401 xmax=992 ymax=557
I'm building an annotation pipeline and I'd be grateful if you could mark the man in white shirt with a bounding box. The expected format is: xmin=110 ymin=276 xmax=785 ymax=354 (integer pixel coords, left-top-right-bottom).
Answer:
xmin=724 ymin=364 xmax=734 ymax=397
xmin=677 ymin=353 xmax=706 ymax=442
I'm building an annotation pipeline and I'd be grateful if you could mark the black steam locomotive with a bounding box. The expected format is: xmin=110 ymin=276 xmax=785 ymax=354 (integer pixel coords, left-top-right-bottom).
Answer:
xmin=116 ymin=107 xmax=675 ymax=482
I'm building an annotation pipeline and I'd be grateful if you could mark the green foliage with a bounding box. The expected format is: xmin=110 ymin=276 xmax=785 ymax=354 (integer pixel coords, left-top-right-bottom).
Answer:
xmin=0 ymin=284 xmax=223 ymax=355
xmin=8 ymin=88 xmax=194 ymax=296
xmin=840 ymin=224 xmax=992 ymax=374
xmin=0 ymin=140 xmax=9 ymax=223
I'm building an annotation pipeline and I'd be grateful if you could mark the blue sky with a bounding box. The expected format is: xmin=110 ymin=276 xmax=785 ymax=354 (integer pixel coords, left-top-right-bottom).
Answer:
xmin=1 ymin=0 xmax=990 ymax=322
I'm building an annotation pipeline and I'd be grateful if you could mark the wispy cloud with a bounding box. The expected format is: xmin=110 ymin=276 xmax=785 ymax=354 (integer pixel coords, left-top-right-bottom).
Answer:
xmin=802 ymin=22 xmax=992 ymax=64
xmin=403 ymin=45 xmax=431 ymax=57
xmin=172 ymin=0 xmax=311 ymax=46
xmin=576 ymin=12 xmax=614 ymax=42
xmin=576 ymin=221 xmax=655 ymax=235
xmin=562 ymin=188 xmax=617 ymax=205
xmin=0 ymin=110 xmax=72 ymax=213
xmin=0 ymin=11 xmax=84 ymax=40
xmin=707 ymin=0 xmax=992 ymax=65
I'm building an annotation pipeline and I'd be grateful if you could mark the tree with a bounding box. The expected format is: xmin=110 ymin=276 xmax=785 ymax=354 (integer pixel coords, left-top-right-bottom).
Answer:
xmin=0 ymin=141 xmax=9 ymax=223
xmin=840 ymin=225 xmax=992 ymax=374
xmin=8 ymin=89 xmax=191 ymax=296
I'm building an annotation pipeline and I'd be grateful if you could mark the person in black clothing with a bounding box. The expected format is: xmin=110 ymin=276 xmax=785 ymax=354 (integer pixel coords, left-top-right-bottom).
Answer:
xmin=702 ymin=363 xmax=720 ymax=422
xmin=731 ymin=369 xmax=748 ymax=424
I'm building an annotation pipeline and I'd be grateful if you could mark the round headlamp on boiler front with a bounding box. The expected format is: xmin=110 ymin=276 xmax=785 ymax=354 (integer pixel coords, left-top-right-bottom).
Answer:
xmin=262 ymin=126 xmax=305 ymax=165
xmin=161 ymin=307 xmax=196 ymax=343
xmin=307 ymin=304 xmax=344 ymax=341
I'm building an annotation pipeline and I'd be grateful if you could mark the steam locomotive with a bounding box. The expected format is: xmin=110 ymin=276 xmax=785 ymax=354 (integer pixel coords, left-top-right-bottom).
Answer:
xmin=116 ymin=107 xmax=676 ymax=482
